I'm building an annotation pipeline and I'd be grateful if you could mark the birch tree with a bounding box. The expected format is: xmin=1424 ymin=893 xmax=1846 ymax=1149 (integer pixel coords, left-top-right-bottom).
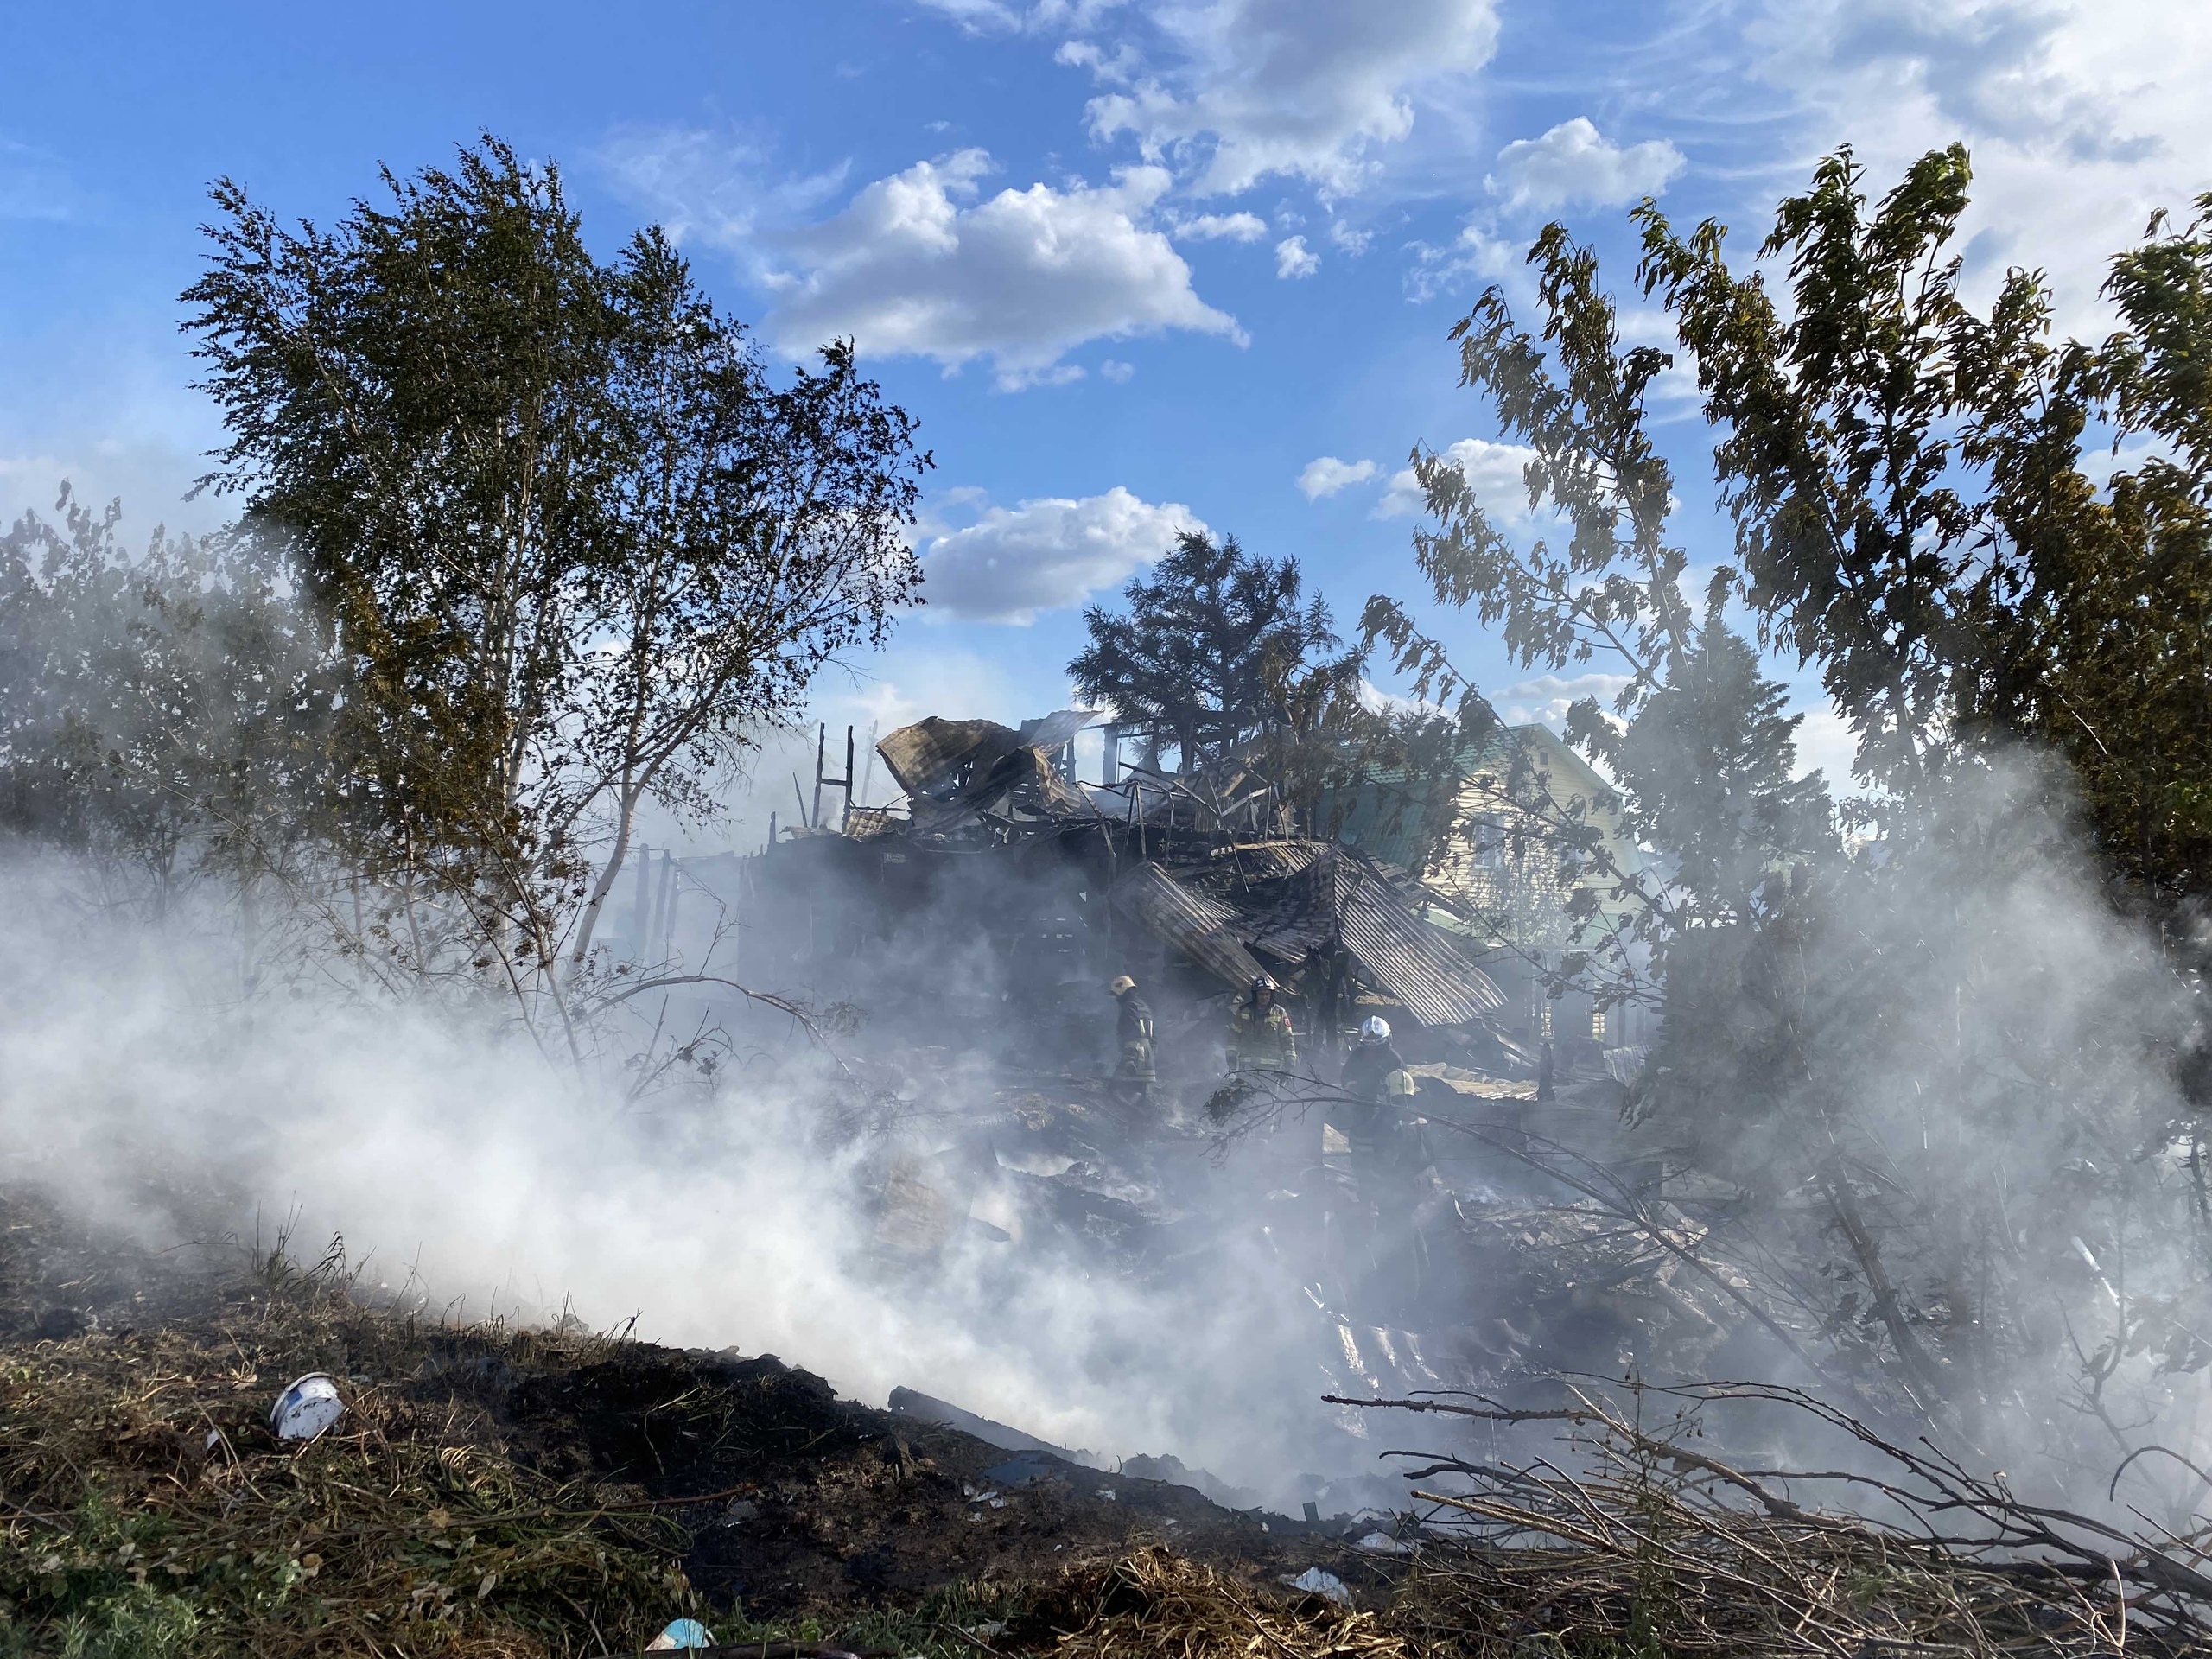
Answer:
xmin=182 ymin=136 xmax=925 ymax=1023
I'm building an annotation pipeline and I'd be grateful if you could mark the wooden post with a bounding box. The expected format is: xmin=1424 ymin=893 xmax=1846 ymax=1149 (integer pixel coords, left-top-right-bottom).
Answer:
xmin=811 ymin=723 xmax=827 ymax=831
xmin=810 ymin=723 xmax=856 ymax=832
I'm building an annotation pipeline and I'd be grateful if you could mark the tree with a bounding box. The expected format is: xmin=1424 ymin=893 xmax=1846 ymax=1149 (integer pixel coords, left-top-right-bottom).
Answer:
xmin=1364 ymin=146 xmax=2212 ymax=1445
xmin=181 ymin=137 xmax=927 ymax=1020
xmin=0 ymin=485 xmax=333 ymax=930
xmin=1068 ymin=530 xmax=1351 ymax=775
xmin=1637 ymin=152 xmax=2212 ymax=909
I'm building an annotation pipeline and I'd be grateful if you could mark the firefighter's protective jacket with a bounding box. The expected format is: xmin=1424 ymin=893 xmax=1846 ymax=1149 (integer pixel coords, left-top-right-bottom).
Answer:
xmin=1228 ymin=1001 xmax=1297 ymax=1071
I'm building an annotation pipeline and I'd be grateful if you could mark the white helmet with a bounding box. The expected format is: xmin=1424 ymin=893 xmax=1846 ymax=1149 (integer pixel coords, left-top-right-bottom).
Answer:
xmin=1359 ymin=1015 xmax=1391 ymax=1043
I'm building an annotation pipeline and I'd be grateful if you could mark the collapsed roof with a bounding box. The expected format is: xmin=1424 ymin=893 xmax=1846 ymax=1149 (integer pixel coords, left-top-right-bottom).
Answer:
xmin=1116 ymin=842 xmax=1506 ymax=1023
xmin=815 ymin=716 xmax=1507 ymax=1028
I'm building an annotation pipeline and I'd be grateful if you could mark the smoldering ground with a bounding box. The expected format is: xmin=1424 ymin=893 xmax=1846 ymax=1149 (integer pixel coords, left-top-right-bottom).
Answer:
xmin=2 ymin=741 xmax=2209 ymax=1537
xmin=0 ymin=854 xmax=1381 ymax=1506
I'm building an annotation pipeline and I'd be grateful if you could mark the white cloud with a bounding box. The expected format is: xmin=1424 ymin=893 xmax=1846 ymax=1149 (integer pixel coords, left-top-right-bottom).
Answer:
xmin=761 ymin=149 xmax=1243 ymax=389
xmin=1357 ymin=678 xmax=1441 ymax=719
xmin=596 ymin=127 xmax=849 ymax=282
xmin=1486 ymin=118 xmax=1686 ymax=213
xmin=1375 ymin=437 xmax=1537 ymax=521
xmin=1080 ymin=0 xmax=1503 ymax=197
xmin=1099 ymin=358 xmax=1137 ymax=381
xmin=1170 ymin=210 xmax=1270 ymax=241
xmin=1404 ymin=219 xmax=1518 ymax=302
xmin=1274 ymin=234 xmax=1319 ymax=277
xmin=1296 ymin=455 xmax=1376 ymax=499
xmin=1748 ymin=0 xmax=2212 ymax=339
xmin=1328 ymin=219 xmax=1373 ymax=255
xmin=918 ymin=486 xmax=1205 ymax=623
xmin=1757 ymin=0 xmax=2158 ymax=164
xmin=916 ymin=0 xmax=1132 ymax=32
xmin=1495 ymin=671 xmax=1634 ymax=731
xmin=1787 ymin=699 xmax=1857 ymax=785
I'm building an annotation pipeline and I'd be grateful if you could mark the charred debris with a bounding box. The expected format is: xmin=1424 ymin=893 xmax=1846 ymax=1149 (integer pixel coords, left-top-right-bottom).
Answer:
xmin=633 ymin=714 xmax=1747 ymax=1423
xmin=724 ymin=711 xmax=1594 ymax=1080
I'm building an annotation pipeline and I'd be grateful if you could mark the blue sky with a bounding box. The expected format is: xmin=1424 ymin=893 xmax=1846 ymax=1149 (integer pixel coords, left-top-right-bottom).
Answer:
xmin=5 ymin=0 xmax=2208 ymax=840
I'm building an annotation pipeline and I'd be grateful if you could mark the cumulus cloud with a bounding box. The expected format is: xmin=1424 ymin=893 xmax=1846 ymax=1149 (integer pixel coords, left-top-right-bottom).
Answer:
xmin=1486 ymin=118 xmax=1686 ymax=212
xmin=1747 ymin=0 xmax=2210 ymax=337
xmin=761 ymin=149 xmax=1242 ymax=389
xmin=1099 ymin=358 xmax=1137 ymax=381
xmin=1274 ymin=234 xmax=1319 ymax=277
xmin=918 ymin=485 xmax=1205 ymax=623
xmin=1081 ymin=0 xmax=1502 ymax=197
xmin=1493 ymin=671 xmax=1634 ymax=731
xmin=1758 ymin=0 xmax=2158 ymax=164
xmin=1169 ymin=210 xmax=1270 ymax=241
xmin=1296 ymin=455 xmax=1376 ymax=499
xmin=1375 ymin=437 xmax=1537 ymax=521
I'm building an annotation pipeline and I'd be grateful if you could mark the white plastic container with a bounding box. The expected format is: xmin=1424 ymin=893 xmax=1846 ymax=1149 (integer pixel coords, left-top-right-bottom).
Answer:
xmin=269 ymin=1372 xmax=346 ymax=1442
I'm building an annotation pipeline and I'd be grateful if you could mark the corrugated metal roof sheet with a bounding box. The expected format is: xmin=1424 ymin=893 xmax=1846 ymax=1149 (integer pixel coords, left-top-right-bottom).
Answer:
xmin=1019 ymin=709 xmax=1094 ymax=753
xmin=1210 ymin=839 xmax=1326 ymax=879
xmin=1253 ymin=848 xmax=1503 ymax=1026
xmin=877 ymin=717 xmax=1023 ymax=799
xmin=1110 ymin=862 xmax=1268 ymax=991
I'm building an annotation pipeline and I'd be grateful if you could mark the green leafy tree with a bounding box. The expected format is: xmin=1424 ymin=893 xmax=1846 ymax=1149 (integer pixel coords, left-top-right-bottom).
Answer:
xmin=1366 ymin=146 xmax=2212 ymax=1439
xmin=1069 ymin=530 xmax=1354 ymax=776
xmin=181 ymin=137 xmax=927 ymax=1022
xmin=0 ymin=486 xmax=333 ymax=931
xmin=1637 ymin=152 xmax=2212 ymax=909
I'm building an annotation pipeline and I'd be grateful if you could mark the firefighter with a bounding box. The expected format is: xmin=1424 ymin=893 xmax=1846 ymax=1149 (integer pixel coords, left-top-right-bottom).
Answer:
xmin=1336 ymin=1015 xmax=1416 ymax=1185
xmin=1338 ymin=1014 xmax=1407 ymax=1103
xmin=1108 ymin=975 xmax=1156 ymax=1111
xmin=1226 ymin=975 xmax=1297 ymax=1074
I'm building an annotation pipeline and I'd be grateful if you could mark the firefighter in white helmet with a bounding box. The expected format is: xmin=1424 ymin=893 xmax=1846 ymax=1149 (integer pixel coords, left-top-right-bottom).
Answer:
xmin=1335 ymin=1014 xmax=1416 ymax=1186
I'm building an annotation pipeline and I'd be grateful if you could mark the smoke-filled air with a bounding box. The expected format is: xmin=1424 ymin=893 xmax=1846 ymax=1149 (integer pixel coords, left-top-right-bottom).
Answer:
xmin=7 ymin=60 xmax=2212 ymax=1659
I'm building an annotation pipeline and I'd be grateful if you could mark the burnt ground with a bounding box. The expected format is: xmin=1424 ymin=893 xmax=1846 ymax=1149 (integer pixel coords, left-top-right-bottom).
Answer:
xmin=0 ymin=1179 xmax=1402 ymax=1652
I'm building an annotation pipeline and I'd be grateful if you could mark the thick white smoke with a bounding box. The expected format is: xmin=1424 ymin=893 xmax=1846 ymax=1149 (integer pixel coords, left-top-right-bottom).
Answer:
xmin=0 ymin=862 xmax=1340 ymax=1503
xmin=2 ymin=743 xmax=2205 ymax=1531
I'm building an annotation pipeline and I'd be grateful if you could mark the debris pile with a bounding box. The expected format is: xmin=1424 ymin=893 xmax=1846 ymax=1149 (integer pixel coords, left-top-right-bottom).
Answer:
xmin=1363 ymin=1382 xmax=2212 ymax=1657
xmin=726 ymin=714 xmax=1515 ymax=1088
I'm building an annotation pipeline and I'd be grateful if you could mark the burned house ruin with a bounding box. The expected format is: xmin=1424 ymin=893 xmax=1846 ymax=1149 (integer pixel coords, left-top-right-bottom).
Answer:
xmin=702 ymin=712 xmax=1527 ymax=1084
